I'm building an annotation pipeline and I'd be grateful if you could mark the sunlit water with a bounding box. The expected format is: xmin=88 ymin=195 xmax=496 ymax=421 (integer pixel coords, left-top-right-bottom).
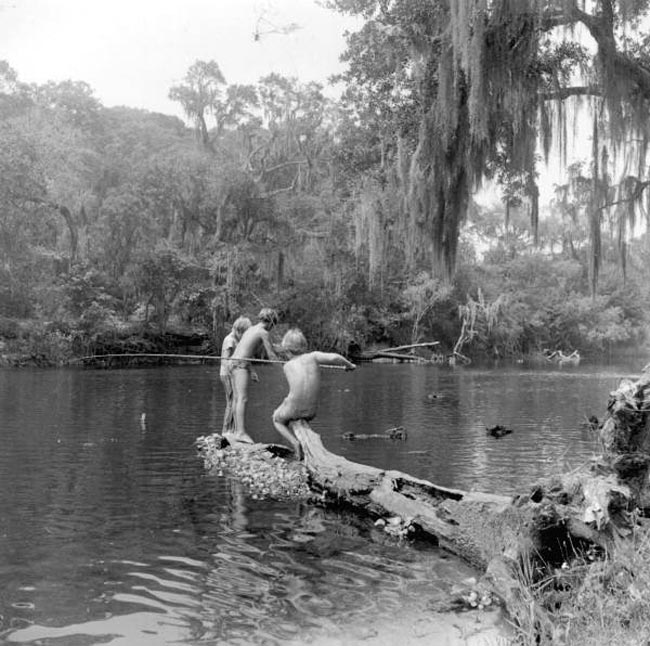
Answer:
xmin=0 ymin=359 xmax=645 ymax=645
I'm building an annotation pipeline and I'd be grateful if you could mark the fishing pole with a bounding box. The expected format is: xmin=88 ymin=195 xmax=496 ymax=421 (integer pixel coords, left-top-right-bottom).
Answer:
xmin=71 ymin=353 xmax=351 ymax=369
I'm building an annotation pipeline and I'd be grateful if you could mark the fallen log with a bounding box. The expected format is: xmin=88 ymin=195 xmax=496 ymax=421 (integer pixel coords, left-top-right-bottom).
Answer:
xmin=291 ymin=366 xmax=650 ymax=636
xmin=299 ymin=366 xmax=650 ymax=552
xmin=293 ymin=419 xmax=517 ymax=563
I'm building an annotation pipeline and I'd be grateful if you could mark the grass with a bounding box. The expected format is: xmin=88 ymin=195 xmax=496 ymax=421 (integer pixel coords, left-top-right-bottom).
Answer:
xmin=507 ymin=520 xmax=650 ymax=645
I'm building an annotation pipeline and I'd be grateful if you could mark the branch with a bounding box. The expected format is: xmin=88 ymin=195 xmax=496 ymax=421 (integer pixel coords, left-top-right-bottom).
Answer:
xmin=537 ymin=1 xmax=583 ymax=30
xmin=571 ymin=1 xmax=650 ymax=98
xmin=598 ymin=179 xmax=650 ymax=211
xmin=15 ymin=193 xmax=69 ymax=216
xmin=15 ymin=193 xmax=78 ymax=260
xmin=260 ymin=159 xmax=307 ymax=176
xmin=539 ymin=1 xmax=650 ymax=99
xmin=259 ymin=172 xmax=299 ymax=198
xmin=245 ymin=140 xmax=268 ymax=172
xmin=541 ymin=85 xmax=601 ymax=101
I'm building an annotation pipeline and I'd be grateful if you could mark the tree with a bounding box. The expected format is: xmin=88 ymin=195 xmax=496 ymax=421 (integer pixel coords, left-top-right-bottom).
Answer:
xmin=330 ymin=0 xmax=650 ymax=286
xmin=133 ymin=247 xmax=202 ymax=332
xmin=169 ymin=60 xmax=258 ymax=151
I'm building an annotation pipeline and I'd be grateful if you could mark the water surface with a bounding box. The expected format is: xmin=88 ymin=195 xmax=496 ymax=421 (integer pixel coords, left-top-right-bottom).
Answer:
xmin=0 ymin=359 xmax=644 ymax=645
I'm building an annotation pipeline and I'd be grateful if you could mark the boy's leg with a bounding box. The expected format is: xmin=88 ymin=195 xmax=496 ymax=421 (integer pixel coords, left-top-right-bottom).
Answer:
xmin=221 ymin=374 xmax=234 ymax=433
xmin=272 ymin=402 xmax=303 ymax=459
xmin=231 ymin=366 xmax=254 ymax=443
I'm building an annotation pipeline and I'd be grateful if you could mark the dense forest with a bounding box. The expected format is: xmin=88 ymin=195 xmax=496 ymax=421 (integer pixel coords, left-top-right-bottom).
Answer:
xmin=2 ymin=0 xmax=650 ymax=366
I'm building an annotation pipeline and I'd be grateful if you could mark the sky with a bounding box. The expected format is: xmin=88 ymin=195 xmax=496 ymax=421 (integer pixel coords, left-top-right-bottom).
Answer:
xmin=0 ymin=0 xmax=359 ymax=118
xmin=0 ymin=0 xmax=584 ymax=205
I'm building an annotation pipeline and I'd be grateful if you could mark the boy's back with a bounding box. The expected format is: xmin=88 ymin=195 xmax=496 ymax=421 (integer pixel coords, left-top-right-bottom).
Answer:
xmin=232 ymin=323 xmax=266 ymax=359
xmin=282 ymin=352 xmax=322 ymax=416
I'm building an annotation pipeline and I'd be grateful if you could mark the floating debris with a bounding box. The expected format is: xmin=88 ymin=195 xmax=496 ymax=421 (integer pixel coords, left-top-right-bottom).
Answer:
xmin=373 ymin=515 xmax=416 ymax=539
xmin=341 ymin=426 xmax=407 ymax=441
xmin=195 ymin=433 xmax=311 ymax=501
xmin=486 ymin=424 xmax=513 ymax=438
xmin=442 ymin=578 xmax=498 ymax=612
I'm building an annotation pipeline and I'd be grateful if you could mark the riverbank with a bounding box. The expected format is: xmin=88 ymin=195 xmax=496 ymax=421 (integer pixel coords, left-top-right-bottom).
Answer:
xmin=0 ymin=323 xmax=213 ymax=367
xmin=0 ymin=315 xmax=645 ymax=370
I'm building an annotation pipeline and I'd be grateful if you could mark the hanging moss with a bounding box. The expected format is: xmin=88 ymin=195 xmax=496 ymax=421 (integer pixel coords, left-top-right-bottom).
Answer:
xmin=399 ymin=0 xmax=548 ymax=277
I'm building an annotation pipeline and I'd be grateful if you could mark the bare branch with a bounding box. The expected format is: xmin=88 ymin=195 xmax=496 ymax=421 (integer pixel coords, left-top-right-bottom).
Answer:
xmin=598 ymin=179 xmax=650 ymax=211
xmin=260 ymin=159 xmax=307 ymax=176
xmin=541 ymin=85 xmax=601 ymax=101
xmin=259 ymin=173 xmax=299 ymax=198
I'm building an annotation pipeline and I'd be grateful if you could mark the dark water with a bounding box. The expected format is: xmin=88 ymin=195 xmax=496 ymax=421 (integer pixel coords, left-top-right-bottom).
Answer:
xmin=0 ymin=360 xmax=644 ymax=645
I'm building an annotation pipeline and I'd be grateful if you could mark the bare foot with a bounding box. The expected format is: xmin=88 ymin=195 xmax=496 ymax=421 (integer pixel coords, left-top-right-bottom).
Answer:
xmin=230 ymin=432 xmax=255 ymax=445
xmin=222 ymin=431 xmax=253 ymax=447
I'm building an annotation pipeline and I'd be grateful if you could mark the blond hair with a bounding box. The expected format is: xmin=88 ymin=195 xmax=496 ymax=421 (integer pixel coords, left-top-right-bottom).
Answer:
xmin=232 ymin=316 xmax=251 ymax=336
xmin=282 ymin=328 xmax=308 ymax=354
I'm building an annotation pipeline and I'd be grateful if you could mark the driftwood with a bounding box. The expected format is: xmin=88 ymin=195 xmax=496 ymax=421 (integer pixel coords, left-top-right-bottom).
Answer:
xmin=341 ymin=425 xmax=407 ymax=440
xmin=359 ymin=350 xmax=430 ymax=362
xmin=543 ymin=349 xmax=581 ymax=365
xmin=358 ymin=342 xmax=440 ymax=362
xmin=382 ymin=341 xmax=440 ymax=353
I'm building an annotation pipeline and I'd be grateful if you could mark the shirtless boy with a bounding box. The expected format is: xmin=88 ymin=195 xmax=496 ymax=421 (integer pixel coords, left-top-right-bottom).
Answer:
xmin=229 ymin=308 xmax=280 ymax=443
xmin=272 ymin=328 xmax=355 ymax=459
xmin=219 ymin=316 xmax=251 ymax=433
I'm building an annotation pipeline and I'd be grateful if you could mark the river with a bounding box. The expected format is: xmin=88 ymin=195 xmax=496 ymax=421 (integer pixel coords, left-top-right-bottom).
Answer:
xmin=0 ymin=359 xmax=644 ymax=645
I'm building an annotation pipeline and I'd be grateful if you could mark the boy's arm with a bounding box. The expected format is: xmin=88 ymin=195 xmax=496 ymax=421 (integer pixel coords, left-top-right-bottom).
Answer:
xmin=273 ymin=344 xmax=291 ymax=360
xmin=261 ymin=331 xmax=280 ymax=361
xmin=312 ymin=351 xmax=356 ymax=370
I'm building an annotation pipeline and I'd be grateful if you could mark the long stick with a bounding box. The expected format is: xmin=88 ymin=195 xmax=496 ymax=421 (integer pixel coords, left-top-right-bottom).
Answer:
xmin=71 ymin=353 xmax=348 ymax=369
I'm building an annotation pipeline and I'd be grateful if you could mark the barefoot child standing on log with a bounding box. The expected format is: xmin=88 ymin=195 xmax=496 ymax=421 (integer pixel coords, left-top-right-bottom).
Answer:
xmin=273 ymin=328 xmax=356 ymax=459
xmin=219 ymin=316 xmax=252 ymax=434
xmin=229 ymin=308 xmax=280 ymax=444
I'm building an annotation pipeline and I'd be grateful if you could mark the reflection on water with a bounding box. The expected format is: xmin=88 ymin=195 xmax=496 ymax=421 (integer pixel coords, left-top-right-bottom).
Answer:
xmin=0 ymin=360 xmax=644 ymax=644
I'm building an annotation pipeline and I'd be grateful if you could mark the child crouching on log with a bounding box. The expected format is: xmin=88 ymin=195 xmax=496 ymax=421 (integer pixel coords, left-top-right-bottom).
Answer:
xmin=273 ymin=328 xmax=355 ymax=459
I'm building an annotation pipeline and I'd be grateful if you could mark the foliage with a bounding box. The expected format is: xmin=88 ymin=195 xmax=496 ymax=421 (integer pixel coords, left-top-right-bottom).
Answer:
xmin=132 ymin=247 xmax=206 ymax=332
xmin=508 ymin=526 xmax=650 ymax=646
xmin=399 ymin=273 xmax=452 ymax=346
xmin=0 ymin=54 xmax=648 ymax=362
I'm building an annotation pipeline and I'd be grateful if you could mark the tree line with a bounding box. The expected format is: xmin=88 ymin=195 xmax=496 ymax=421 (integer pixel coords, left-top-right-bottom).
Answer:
xmin=1 ymin=0 xmax=650 ymax=364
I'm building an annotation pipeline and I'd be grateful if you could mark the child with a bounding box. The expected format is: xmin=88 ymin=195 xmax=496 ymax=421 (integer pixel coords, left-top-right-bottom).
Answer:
xmin=273 ymin=328 xmax=355 ymax=459
xmin=219 ymin=316 xmax=252 ymax=433
xmin=229 ymin=308 xmax=280 ymax=443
